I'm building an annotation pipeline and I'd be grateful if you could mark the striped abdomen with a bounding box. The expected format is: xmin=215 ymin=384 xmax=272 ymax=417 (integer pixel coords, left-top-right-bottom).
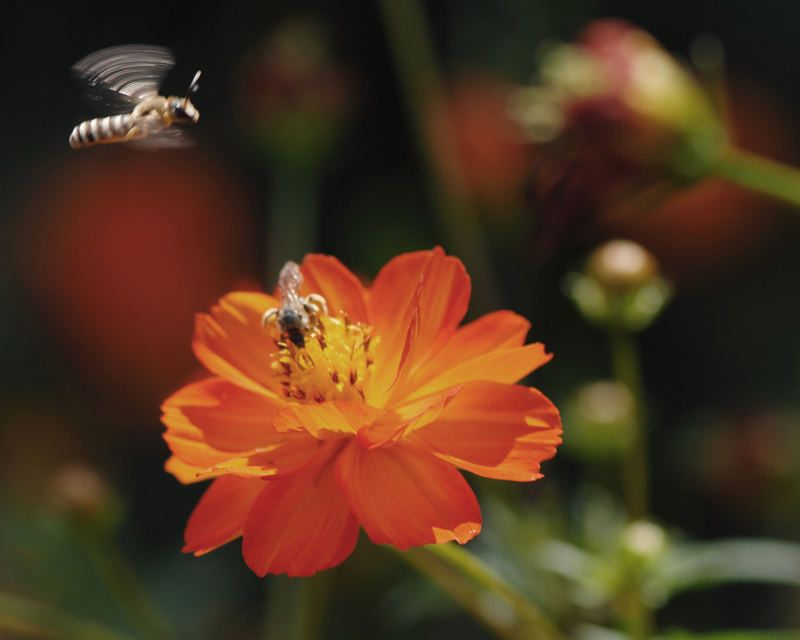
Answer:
xmin=69 ymin=113 xmax=136 ymax=148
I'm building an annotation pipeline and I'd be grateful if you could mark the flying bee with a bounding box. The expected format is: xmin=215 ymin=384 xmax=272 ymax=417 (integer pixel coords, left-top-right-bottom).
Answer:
xmin=262 ymin=261 xmax=328 ymax=347
xmin=69 ymin=44 xmax=200 ymax=149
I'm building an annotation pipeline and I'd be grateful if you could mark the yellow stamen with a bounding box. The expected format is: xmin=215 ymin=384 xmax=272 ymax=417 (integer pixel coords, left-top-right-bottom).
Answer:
xmin=270 ymin=314 xmax=375 ymax=403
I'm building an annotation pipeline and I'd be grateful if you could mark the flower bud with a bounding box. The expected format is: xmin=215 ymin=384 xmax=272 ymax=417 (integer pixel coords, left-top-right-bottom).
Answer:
xmin=49 ymin=463 xmax=120 ymax=532
xmin=236 ymin=18 xmax=351 ymax=167
xmin=596 ymin=78 xmax=794 ymax=286
xmin=513 ymin=19 xmax=725 ymax=180
xmin=617 ymin=520 xmax=670 ymax=606
xmin=565 ymin=239 xmax=672 ymax=331
xmin=621 ymin=520 xmax=668 ymax=560
xmin=586 ymin=239 xmax=658 ymax=292
xmin=564 ymin=380 xmax=636 ymax=460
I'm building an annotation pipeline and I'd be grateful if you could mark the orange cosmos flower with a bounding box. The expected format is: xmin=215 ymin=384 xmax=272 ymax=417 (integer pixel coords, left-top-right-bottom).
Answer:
xmin=162 ymin=247 xmax=562 ymax=576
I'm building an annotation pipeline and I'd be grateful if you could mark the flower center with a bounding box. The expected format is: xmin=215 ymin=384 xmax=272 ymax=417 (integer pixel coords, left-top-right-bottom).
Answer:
xmin=269 ymin=314 xmax=375 ymax=403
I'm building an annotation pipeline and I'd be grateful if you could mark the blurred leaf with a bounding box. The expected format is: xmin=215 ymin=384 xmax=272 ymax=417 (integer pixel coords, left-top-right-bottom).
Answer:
xmin=0 ymin=506 xmax=127 ymax=630
xmin=0 ymin=591 xmax=134 ymax=640
xmin=657 ymin=539 xmax=800 ymax=597
xmin=535 ymin=535 xmax=800 ymax=614
xmin=572 ymin=624 xmax=800 ymax=639
xmin=535 ymin=539 xmax=608 ymax=608
xmin=382 ymin=573 xmax=461 ymax=630
xmin=658 ymin=630 xmax=800 ymax=640
xmin=572 ymin=625 xmax=627 ymax=640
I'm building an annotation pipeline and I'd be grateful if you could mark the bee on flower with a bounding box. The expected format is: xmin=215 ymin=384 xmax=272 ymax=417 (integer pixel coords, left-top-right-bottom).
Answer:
xmin=162 ymin=248 xmax=562 ymax=576
xmin=261 ymin=260 xmax=328 ymax=347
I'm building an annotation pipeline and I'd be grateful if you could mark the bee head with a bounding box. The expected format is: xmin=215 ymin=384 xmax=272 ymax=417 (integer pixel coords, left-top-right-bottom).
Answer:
xmin=170 ymin=70 xmax=201 ymax=123
xmin=170 ymin=98 xmax=199 ymax=123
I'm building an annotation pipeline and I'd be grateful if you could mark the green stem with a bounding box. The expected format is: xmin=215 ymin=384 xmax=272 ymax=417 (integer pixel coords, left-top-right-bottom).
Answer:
xmin=0 ymin=591 xmax=135 ymax=640
xmin=617 ymin=591 xmax=652 ymax=640
xmin=609 ymin=331 xmax=649 ymax=521
xmin=397 ymin=544 xmax=564 ymax=640
xmin=377 ymin=0 xmax=501 ymax=313
xmin=266 ymin=164 xmax=319 ymax=285
xmin=608 ymin=331 xmax=653 ymax=640
xmin=263 ymin=574 xmax=329 ymax=640
xmin=81 ymin=531 xmax=176 ymax=640
xmin=398 ymin=548 xmax=518 ymax=640
xmin=711 ymin=147 xmax=800 ymax=208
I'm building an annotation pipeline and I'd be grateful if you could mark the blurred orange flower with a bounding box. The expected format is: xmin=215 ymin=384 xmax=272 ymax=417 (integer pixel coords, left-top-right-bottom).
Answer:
xmin=19 ymin=150 xmax=257 ymax=410
xmin=162 ymin=248 xmax=561 ymax=576
xmin=427 ymin=76 xmax=532 ymax=212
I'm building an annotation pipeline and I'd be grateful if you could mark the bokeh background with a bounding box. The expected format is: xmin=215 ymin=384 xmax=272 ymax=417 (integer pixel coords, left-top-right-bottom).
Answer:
xmin=3 ymin=1 xmax=800 ymax=638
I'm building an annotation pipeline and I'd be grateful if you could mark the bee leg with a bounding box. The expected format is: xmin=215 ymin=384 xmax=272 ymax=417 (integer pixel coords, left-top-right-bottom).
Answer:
xmin=120 ymin=126 xmax=142 ymax=142
xmin=305 ymin=294 xmax=329 ymax=317
xmin=261 ymin=308 xmax=279 ymax=329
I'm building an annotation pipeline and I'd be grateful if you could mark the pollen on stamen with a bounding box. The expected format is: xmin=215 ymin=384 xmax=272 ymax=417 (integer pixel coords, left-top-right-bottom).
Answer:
xmin=269 ymin=312 xmax=376 ymax=404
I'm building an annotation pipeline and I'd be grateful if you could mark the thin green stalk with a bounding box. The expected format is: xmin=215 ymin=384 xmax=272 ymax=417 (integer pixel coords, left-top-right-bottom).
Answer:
xmin=609 ymin=330 xmax=649 ymax=521
xmin=263 ymin=574 xmax=329 ymax=640
xmin=81 ymin=531 xmax=176 ymax=640
xmin=266 ymin=164 xmax=319 ymax=285
xmin=616 ymin=591 xmax=653 ymax=640
xmin=377 ymin=0 xmax=501 ymax=313
xmin=0 ymin=591 xmax=135 ymax=640
xmin=398 ymin=548 xmax=522 ymax=640
xmin=608 ymin=330 xmax=653 ymax=640
xmin=397 ymin=544 xmax=564 ymax=640
xmin=712 ymin=147 xmax=800 ymax=209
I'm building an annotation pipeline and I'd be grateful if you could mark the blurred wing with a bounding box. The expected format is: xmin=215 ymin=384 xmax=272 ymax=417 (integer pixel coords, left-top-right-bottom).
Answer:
xmin=277 ymin=262 xmax=304 ymax=305
xmin=72 ymin=44 xmax=175 ymax=111
xmin=129 ymin=127 xmax=195 ymax=151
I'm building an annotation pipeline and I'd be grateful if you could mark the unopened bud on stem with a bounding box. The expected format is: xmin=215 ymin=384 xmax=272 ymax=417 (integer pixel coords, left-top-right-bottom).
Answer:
xmin=565 ymin=239 xmax=672 ymax=331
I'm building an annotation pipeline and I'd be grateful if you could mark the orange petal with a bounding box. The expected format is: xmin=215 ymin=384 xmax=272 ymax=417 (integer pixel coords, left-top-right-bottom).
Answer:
xmin=162 ymin=406 xmax=241 ymax=471
xmin=401 ymin=310 xmax=530 ymax=391
xmin=300 ymin=255 xmax=370 ymax=324
xmin=402 ymin=248 xmax=470 ymax=355
xmin=209 ymin=439 xmax=338 ymax=481
xmin=242 ymin=456 xmax=359 ymax=576
xmin=164 ymin=455 xmax=222 ymax=484
xmin=335 ymin=441 xmax=481 ymax=549
xmin=162 ymin=388 xmax=323 ymax=479
xmin=402 ymin=342 xmax=552 ymax=402
xmin=355 ymin=417 xmax=406 ymax=449
xmin=441 ymin=309 xmax=532 ymax=352
xmin=357 ymin=387 xmax=462 ymax=449
xmin=162 ymin=423 xmax=242 ymax=479
xmin=162 ymin=378 xmax=286 ymax=452
xmin=406 ymin=381 xmax=562 ymax=481
xmin=272 ymin=401 xmax=382 ymax=439
xmin=183 ymin=475 xmax=267 ymax=556
xmin=368 ymin=248 xmax=470 ymax=373
xmin=368 ymin=250 xmax=429 ymax=338
xmin=366 ymin=280 xmax=423 ymax=403
xmin=192 ymin=292 xmax=281 ymax=395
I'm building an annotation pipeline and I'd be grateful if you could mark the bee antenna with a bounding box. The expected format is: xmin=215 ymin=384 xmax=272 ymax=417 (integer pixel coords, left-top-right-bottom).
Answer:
xmin=183 ymin=70 xmax=201 ymax=105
